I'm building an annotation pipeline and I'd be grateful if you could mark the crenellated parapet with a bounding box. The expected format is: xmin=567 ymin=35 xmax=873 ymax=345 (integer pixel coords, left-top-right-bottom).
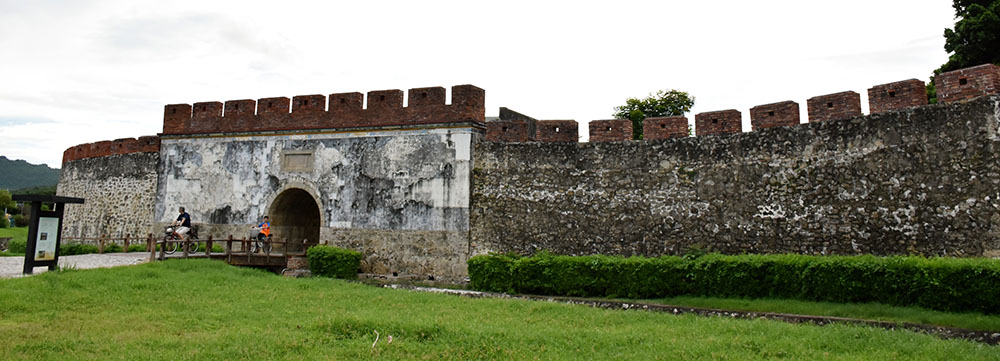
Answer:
xmin=589 ymin=119 xmax=633 ymax=142
xmin=643 ymin=116 xmax=688 ymax=139
xmin=750 ymin=101 xmax=799 ymax=131
xmin=62 ymin=136 xmax=160 ymax=164
xmin=695 ymin=110 xmax=742 ymax=136
xmin=807 ymin=91 xmax=862 ymax=123
xmin=536 ymin=120 xmax=579 ymax=142
xmin=868 ymin=79 xmax=927 ymax=114
xmin=162 ymin=85 xmax=485 ymax=135
xmin=935 ymin=64 xmax=1000 ymax=103
xmin=483 ymin=63 xmax=1000 ymax=144
xmin=486 ymin=107 xmax=538 ymax=142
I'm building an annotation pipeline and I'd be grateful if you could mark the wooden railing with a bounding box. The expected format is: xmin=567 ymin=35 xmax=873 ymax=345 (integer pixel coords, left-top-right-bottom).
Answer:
xmin=149 ymin=235 xmax=318 ymax=263
xmin=63 ymin=233 xmax=319 ymax=265
xmin=63 ymin=234 xmax=155 ymax=253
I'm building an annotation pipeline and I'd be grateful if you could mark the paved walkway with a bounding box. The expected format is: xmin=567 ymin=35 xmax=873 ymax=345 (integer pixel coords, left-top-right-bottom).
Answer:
xmin=0 ymin=252 xmax=149 ymax=278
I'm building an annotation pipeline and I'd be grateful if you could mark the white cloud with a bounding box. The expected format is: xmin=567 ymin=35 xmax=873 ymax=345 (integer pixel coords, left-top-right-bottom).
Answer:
xmin=0 ymin=0 xmax=958 ymax=166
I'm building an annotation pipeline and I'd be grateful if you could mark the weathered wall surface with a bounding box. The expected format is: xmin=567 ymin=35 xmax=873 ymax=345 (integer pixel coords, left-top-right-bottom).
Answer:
xmin=155 ymin=127 xmax=475 ymax=279
xmin=471 ymin=95 xmax=1000 ymax=258
xmin=57 ymin=152 xmax=159 ymax=239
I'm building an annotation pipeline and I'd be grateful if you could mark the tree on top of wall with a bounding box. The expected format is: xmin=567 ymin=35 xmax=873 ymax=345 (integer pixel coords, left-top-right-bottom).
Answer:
xmin=613 ymin=90 xmax=695 ymax=140
xmin=927 ymin=0 xmax=1000 ymax=102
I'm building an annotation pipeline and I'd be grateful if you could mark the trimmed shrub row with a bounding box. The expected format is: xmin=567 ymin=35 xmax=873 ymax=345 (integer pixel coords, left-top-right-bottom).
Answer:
xmin=468 ymin=252 xmax=1000 ymax=314
xmin=307 ymin=245 xmax=362 ymax=279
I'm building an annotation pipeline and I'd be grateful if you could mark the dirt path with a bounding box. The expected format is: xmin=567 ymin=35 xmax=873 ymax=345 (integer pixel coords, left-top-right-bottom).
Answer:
xmin=0 ymin=252 xmax=149 ymax=278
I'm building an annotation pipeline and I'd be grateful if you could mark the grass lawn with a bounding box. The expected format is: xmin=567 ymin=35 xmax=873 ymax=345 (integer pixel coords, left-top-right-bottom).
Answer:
xmin=0 ymin=260 xmax=997 ymax=360
xmin=644 ymin=296 xmax=1000 ymax=332
xmin=0 ymin=226 xmax=27 ymax=257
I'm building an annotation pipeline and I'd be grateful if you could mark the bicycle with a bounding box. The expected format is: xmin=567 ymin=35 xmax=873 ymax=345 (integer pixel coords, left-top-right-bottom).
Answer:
xmin=249 ymin=227 xmax=272 ymax=254
xmin=163 ymin=225 xmax=199 ymax=255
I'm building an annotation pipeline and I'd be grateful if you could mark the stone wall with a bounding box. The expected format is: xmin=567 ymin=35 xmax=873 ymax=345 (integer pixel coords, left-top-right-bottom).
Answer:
xmin=155 ymin=126 xmax=476 ymax=280
xmin=57 ymin=152 xmax=160 ymax=239
xmin=470 ymin=95 xmax=1000 ymax=258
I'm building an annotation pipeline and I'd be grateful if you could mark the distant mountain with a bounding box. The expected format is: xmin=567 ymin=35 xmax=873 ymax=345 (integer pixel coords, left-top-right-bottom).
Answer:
xmin=0 ymin=156 xmax=61 ymax=191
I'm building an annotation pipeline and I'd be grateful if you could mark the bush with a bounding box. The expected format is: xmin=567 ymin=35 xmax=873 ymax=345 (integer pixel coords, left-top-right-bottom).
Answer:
xmin=8 ymin=238 xmax=26 ymax=253
xmin=13 ymin=215 xmax=28 ymax=227
xmin=60 ymin=243 xmax=99 ymax=256
xmin=467 ymin=253 xmax=1000 ymax=314
xmin=127 ymin=244 xmax=147 ymax=253
xmin=0 ymin=215 xmax=8 ymax=228
xmin=103 ymin=243 xmax=123 ymax=253
xmin=307 ymin=245 xmax=362 ymax=279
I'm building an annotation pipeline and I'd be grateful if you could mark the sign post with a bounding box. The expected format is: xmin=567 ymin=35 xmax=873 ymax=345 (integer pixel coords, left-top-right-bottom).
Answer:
xmin=12 ymin=195 xmax=85 ymax=275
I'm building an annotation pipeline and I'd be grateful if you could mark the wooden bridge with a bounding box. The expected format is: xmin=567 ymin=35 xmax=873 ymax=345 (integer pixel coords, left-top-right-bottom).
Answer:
xmin=63 ymin=234 xmax=315 ymax=269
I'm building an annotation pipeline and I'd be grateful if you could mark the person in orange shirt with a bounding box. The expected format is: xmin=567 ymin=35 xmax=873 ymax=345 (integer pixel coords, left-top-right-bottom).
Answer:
xmin=256 ymin=216 xmax=271 ymax=242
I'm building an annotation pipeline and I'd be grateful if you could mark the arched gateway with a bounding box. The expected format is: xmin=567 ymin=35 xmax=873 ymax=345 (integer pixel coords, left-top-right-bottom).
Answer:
xmin=267 ymin=188 xmax=321 ymax=253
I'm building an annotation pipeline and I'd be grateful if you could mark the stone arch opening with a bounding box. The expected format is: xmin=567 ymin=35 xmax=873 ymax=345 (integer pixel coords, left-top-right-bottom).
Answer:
xmin=267 ymin=188 xmax=321 ymax=253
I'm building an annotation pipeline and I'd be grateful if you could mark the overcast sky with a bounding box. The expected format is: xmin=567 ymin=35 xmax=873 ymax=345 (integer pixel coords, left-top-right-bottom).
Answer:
xmin=0 ymin=0 xmax=956 ymax=167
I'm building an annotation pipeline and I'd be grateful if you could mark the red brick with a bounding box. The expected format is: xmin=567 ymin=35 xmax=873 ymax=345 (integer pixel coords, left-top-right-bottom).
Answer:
xmin=935 ymin=64 xmax=1000 ymax=103
xmin=161 ymin=85 xmax=486 ymax=135
xmin=163 ymin=104 xmax=191 ymax=134
xmin=807 ymin=91 xmax=862 ymax=122
xmin=868 ymin=79 xmax=926 ymax=114
xmin=750 ymin=101 xmax=800 ymax=131
xmin=486 ymin=108 xmax=537 ymax=142
xmin=643 ymin=116 xmax=688 ymax=140
xmin=536 ymin=120 xmax=578 ymax=142
xmin=695 ymin=110 xmax=741 ymax=136
xmin=589 ymin=119 xmax=633 ymax=142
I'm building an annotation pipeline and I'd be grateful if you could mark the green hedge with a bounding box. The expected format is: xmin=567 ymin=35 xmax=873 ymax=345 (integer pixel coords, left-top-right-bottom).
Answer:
xmin=60 ymin=243 xmax=100 ymax=256
xmin=7 ymin=238 xmax=26 ymax=253
xmin=307 ymin=246 xmax=362 ymax=279
xmin=467 ymin=252 xmax=1000 ymax=314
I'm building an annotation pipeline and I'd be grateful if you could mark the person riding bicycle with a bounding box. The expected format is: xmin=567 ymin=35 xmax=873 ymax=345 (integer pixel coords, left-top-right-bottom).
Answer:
xmin=171 ymin=207 xmax=192 ymax=240
xmin=256 ymin=216 xmax=271 ymax=241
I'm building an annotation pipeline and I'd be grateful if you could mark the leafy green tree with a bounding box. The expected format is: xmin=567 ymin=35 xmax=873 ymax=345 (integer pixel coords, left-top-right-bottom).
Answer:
xmin=929 ymin=0 xmax=1000 ymax=102
xmin=0 ymin=189 xmax=17 ymax=212
xmin=613 ymin=90 xmax=695 ymax=140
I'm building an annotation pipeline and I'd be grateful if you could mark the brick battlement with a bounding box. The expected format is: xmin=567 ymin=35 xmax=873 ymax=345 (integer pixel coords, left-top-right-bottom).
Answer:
xmin=589 ymin=119 xmax=633 ymax=142
xmin=163 ymin=85 xmax=485 ymax=135
xmin=483 ymin=64 xmax=999 ymax=144
xmin=62 ymin=136 xmax=160 ymax=164
xmin=868 ymin=79 xmax=927 ymax=114
xmin=750 ymin=101 xmax=800 ymax=131
xmin=935 ymin=64 xmax=1000 ymax=103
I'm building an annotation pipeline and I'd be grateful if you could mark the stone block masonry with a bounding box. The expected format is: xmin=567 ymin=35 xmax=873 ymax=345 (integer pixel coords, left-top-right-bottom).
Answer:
xmin=57 ymin=152 xmax=160 ymax=239
xmin=589 ymin=119 xmax=633 ymax=142
xmin=695 ymin=110 xmax=741 ymax=136
xmin=471 ymin=95 xmax=1000 ymax=259
xmin=643 ymin=116 xmax=688 ymax=140
xmin=868 ymin=79 xmax=926 ymax=114
xmin=535 ymin=120 xmax=579 ymax=142
xmin=750 ymin=101 xmax=800 ymax=131
xmin=935 ymin=64 xmax=1000 ymax=103
xmin=807 ymin=91 xmax=862 ymax=123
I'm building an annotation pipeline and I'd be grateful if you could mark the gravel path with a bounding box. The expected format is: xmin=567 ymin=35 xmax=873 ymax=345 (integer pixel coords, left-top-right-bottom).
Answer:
xmin=0 ymin=252 xmax=150 ymax=278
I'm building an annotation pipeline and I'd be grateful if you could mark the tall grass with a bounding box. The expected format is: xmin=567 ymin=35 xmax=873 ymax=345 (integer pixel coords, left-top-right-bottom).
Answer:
xmin=0 ymin=259 xmax=996 ymax=360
